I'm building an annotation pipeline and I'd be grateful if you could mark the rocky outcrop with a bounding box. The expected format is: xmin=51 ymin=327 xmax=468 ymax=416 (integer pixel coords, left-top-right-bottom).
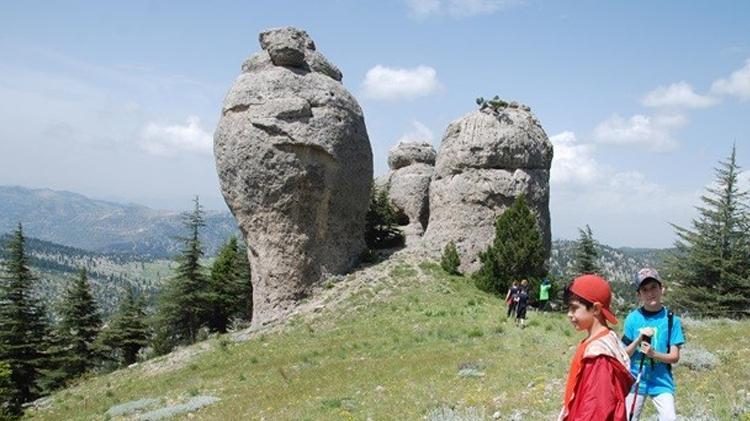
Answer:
xmin=422 ymin=102 xmax=552 ymax=272
xmin=376 ymin=142 xmax=435 ymax=245
xmin=214 ymin=27 xmax=372 ymax=326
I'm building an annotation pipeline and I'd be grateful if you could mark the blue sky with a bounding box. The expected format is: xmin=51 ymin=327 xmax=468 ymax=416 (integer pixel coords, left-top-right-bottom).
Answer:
xmin=1 ymin=0 xmax=749 ymax=248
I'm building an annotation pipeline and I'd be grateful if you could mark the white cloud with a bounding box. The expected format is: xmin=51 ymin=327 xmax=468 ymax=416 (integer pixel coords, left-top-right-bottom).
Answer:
xmin=361 ymin=65 xmax=441 ymax=100
xmin=642 ymin=81 xmax=719 ymax=108
xmin=739 ymin=170 xmax=750 ymax=195
xmin=711 ymin=58 xmax=750 ymax=101
xmin=549 ymin=131 xmax=599 ymax=186
xmin=407 ymin=0 xmax=521 ymax=19
xmin=397 ymin=120 xmax=434 ymax=144
xmin=549 ymin=133 xmax=701 ymax=247
xmin=140 ymin=116 xmax=213 ymax=156
xmin=592 ymin=113 xmax=687 ymax=153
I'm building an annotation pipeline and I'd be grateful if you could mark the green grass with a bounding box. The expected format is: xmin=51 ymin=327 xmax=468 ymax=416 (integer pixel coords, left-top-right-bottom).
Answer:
xmin=25 ymin=261 xmax=750 ymax=420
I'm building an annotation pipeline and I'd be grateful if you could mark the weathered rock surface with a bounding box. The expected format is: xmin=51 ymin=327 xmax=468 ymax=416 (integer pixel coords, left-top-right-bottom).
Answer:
xmin=214 ymin=27 xmax=372 ymax=326
xmin=422 ymin=104 xmax=553 ymax=272
xmin=377 ymin=142 xmax=435 ymax=245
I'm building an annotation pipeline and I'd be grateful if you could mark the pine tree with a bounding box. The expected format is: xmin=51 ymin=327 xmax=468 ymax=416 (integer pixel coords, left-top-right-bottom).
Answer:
xmin=667 ymin=145 xmax=750 ymax=317
xmin=0 ymin=224 xmax=50 ymax=414
xmin=99 ymin=287 xmax=149 ymax=366
xmin=154 ymin=197 xmax=209 ymax=351
xmin=573 ymin=225 xmax=600 ymax=275
xmin=58 ymin=268 xmax=101 ymax=378
xmin=440 ymin=241 xmax=461 ymax=275
xmin=0 ymin=360 xmax=13 ymax=418
xmin=473 ymin=195 xmax=547 ymax=295
xmin=364 ymin=187 xmax=404 ymax=249
xmin=206 ymin=237 xmax=253 ymax=333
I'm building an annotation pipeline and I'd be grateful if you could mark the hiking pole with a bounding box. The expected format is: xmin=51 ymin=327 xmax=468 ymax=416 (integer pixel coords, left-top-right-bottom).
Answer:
xmin=628 ymin=335 xmax=651 ymax=421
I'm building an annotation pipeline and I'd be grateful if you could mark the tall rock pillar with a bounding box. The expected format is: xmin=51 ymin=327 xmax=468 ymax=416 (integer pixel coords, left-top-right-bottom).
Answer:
xmin=214 ymin=27 xmax=373 ymax=326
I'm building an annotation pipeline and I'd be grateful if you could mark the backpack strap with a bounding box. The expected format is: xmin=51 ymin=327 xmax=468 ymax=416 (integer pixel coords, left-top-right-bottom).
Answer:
xmin=666 ymin=309 xmax=674 ymax=351
xmin=666 ymin=308 xmax=674 ymax=372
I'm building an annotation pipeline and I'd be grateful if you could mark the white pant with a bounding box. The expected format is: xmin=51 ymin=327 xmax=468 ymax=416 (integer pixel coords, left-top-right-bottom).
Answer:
xmin=626 ymin=392 xmax=676 ymax=421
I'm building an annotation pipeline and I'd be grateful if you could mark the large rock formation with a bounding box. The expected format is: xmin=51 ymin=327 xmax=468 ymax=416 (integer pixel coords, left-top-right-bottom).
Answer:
xmin=422 ymin=101 xmax=553 ymax=272
xmin=375 ymin=142 xmax=435 ymax=245
xmin=214 ymin=27 xmax=372 ymax=326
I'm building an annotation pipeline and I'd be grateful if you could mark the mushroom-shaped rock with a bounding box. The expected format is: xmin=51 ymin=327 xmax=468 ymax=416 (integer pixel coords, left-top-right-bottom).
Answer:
xmin=214 ymin=27 xmax=372 ymax=326
xmin=422 ymin=104 xmax=552 ymax=272
xmin=378 ymin=141 xmax=435 ymax=245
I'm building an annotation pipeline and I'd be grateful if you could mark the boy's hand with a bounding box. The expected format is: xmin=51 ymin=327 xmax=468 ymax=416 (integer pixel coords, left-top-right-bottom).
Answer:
xmin=637 ymin=327 xmax=655 ymax=344
xmin=639 ymin=341 xmax=654 ymax=357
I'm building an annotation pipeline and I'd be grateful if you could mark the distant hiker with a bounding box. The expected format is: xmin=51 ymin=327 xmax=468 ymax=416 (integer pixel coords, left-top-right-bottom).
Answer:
xmin=622 ymin=268 xmax=684 ymax=421
xmin=505 ymin=280 xmax=520 ymax=318
xmin=516 ymin=279 xmax=529 ymax=328
xmin=559 ymin=274 xmax=633 ymax=421
xmin=539 ymin=278 xmax=551 ymax=311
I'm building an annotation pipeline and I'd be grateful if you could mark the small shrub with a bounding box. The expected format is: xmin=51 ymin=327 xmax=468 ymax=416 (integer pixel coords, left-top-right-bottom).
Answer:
xmin=680 ymin=346 xmax=720 ymax=371
xmin=467 ymin=327 xmax=483 ymax=338
xmin=137 ymin=396 xmax=220 ymax=420
xmin=457 ymin=362 xmax=486 ymax=378
xmin=105 ymin=398 xmax=160 ymax=417
xmin=441 ymin=241 xmax=461 ymax=275
xmin=427 ymin=404 xmax=486 ymax=421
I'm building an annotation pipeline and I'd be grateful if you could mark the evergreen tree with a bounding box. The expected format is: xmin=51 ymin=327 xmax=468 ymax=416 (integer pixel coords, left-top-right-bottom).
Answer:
xmin=667 ymin=145 xmax=750 ymax=317
xmin=0 ymin=360 xmax=12 ymax=418
xmin=0 ymin=224 xmax=49 ymax=414
xmin=206 ymin=237 xmax=253 ymax=333
xmin=99 ymin=287 xmax=149 ymax=366
xmin=473 ymin=195 xmax=547 ymax=295
xmin=154 ymin=197 xmax=209 ymax=351
xmin=440 ymin=241 xmax=461 ymax=275
xmin=573 ymin=225 xmax=600 ymax=275
xmin=38 ymin=325 xmax=72 ymax=392
xmin=364 ymin=187 xmax=404 ymax=249
xmin=58 ymin=268 xmax=101 ymax=378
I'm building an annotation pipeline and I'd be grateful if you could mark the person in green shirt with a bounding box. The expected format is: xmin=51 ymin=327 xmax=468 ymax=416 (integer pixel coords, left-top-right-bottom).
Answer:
xmin=539 ymin=278 xmax=551 ymax=311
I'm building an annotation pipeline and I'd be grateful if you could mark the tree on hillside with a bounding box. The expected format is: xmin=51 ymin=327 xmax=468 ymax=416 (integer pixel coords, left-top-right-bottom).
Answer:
xmin=574 ymin=225 xmax=600 ymax=275
xmin=666 ymin=145 xmax=750 ymax=317
xmin=440 ymin=241 xmax=461 ymax=275
xmin=474 ymin=195 xmax=547 ymax=295
xmin=0 ymin=224 xmax=50 ymax=414
xmin=0 ymin=360 xmax=13 ymax=418
xmin=206 ymin=237 xmax=253 ymax=333
xmin=98 ymin=287 xmax=149 ymax=366
xmin=154 ymin=197 xmax=209 ymax=351
xmin=58 ymin=268 xmax=102 ymax=378
xmin=364 ymin=187 xmax=404 ymax=249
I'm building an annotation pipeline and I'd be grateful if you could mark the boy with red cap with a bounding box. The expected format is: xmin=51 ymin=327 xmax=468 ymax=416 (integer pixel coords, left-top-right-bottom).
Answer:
xmin=558 ymin=274 xmax=634 ymax=421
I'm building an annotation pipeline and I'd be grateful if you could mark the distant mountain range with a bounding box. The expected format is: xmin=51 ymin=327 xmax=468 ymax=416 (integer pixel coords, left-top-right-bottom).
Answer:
xmin=549 ymin=239 xmax=672 ymax=284
xmin=0 ymin=185 xmax=240 ymax=258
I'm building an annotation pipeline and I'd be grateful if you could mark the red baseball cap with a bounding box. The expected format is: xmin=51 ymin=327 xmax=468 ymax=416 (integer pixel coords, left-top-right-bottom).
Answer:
xmin=570 ymin=274 xmax=618 ymax=325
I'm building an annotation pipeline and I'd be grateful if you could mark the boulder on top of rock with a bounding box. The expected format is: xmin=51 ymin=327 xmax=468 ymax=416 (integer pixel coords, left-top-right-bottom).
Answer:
xmin=387 ymin=141 xmax=436 ymax=170
xmin=378 ymin=141 xmax=435 ymax=245
xmin=214 ymin=27 xmax=372 ymax=326
xmin=422 ymin=101 xmax=552 ymax=272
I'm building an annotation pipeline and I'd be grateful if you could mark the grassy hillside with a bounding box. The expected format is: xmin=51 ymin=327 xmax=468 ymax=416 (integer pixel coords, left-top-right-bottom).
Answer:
xmin=24 ymin=255 xmax=750 ymax=420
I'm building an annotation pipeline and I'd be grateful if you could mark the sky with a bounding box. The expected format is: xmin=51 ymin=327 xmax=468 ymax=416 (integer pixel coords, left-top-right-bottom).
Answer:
xmin=1 ymin=0 xmax=749 ymax=248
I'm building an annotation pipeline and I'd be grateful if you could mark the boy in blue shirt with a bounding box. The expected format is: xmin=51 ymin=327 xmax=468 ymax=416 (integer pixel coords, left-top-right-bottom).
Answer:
xmin=622 ymin=268 xmax=685 ymax=421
